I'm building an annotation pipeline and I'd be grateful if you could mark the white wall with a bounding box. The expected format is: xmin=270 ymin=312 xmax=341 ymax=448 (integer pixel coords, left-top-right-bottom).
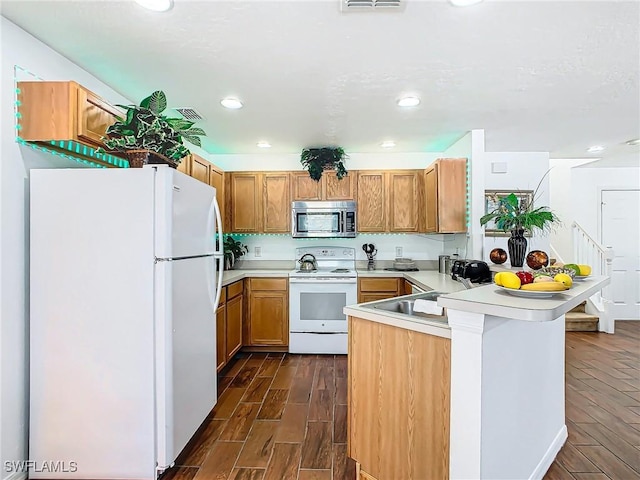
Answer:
xmin=548 ymin=158 xmax=599 ymax=262
xmin=211 ymin=152 xmax=440 ymax=172
xmin=571 ymin=165 xmax=640 ymax=242
xmin=482 ymin=152 xmax=551 ymax=265
xmin=0 ymin=18 xmax=134 ymax=475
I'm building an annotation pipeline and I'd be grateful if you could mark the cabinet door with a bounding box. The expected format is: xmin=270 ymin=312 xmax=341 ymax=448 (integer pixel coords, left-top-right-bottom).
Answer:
xmin=388 ymin=171 xmax=421 ymax=232
xmin=209 ymin=166 xmax=225 ymax=230
xmin=248 ymin=291 xmax=288 ymax=346
xmin=216 ymin=304 xmax=226 ymax=372
xmin=177 ymin=154 xmax=192 ymax=175
xmin=324 ymin=171 xmax=356 ymax=200
xmin=357 ymin=172 xmax=386 ymax=232
xmin=291 ymin=172 xmax=322 ymax=201
xmin=230 ymin=173 xmax=262 ymax=233
xmin=263 ymin=173 xmax=291 ymax=233
xmin=226 ymin=294 xmax=243 ymax=361
xmin=424 ymin=165 xmax=438 ymax=233
xmin=190 ymin=154 xmax=211 ymax=185
xmin=436 ymin=158 xmax=468 ymax=233
xmin=76 ymin=86 xmax=123 ymax=147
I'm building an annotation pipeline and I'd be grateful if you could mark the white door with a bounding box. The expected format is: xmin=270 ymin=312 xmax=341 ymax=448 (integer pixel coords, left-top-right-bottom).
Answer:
xmin=156 ymin=255 xmax=217 ymax=468
xmin=601 ymin=189 xmax=640 ymax=320
xmin=154 ymin=166 xmax=216 ymax=259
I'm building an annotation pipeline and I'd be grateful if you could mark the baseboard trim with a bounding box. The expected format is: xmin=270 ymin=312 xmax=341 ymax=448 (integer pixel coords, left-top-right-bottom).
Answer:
xmin=530 ymin=424 xmax=568 ymax=480
xmin=3 ymin=471 xmax=28 ymax=480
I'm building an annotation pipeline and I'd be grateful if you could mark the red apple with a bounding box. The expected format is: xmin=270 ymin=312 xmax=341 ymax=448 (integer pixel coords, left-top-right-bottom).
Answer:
xmin=515 ymin=270 xmax=534 ymax=285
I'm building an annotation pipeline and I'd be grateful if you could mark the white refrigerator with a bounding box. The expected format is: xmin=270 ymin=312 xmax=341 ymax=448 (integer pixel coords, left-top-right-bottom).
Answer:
xmin=29 ymin=165 xmax=224 ymax=479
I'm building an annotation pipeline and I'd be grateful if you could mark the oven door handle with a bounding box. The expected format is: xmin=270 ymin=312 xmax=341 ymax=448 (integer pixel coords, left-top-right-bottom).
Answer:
xmin=289 ymin=278 xmax=357 ymax=284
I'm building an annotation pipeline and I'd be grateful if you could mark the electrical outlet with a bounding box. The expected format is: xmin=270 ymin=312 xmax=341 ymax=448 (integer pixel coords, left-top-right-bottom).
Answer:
xmin=395 ymin=246 xmax=403 ymax=258
xmin=254 ymin=246 xmax=262 ymax=257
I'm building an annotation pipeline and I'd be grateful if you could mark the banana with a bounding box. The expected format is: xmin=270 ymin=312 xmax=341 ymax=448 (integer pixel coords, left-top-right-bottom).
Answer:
xmin=521 ymin=282 xmax=569 ymax=292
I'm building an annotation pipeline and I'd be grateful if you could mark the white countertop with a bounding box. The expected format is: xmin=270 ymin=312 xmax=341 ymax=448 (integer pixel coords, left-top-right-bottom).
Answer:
xmin=221 ymin=269 xmax=290 ymax=287
xmin=438 ymin=276 xmax=610 ymax=322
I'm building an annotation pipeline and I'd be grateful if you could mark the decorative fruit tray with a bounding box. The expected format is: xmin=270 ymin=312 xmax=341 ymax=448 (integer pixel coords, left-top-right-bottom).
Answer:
xmin=498 ymin=286 xmax=570 ymax=298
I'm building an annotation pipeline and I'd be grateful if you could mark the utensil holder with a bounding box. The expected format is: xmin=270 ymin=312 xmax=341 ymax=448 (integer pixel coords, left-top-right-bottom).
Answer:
xmin=367 ymin=258 xmax=376 ymax=270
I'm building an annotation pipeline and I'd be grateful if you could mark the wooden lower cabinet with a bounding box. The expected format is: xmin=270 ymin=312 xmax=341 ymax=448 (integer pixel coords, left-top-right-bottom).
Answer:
xmin=348 ymin=316 xmax=451 ymax=480
xmin=216 ymin=281 xmax=244 ymax=372
xmin=357 ymin=277 xmax=402 ymax=303
xmin=246 ymin=278 xmax=288 ymax=347
xmin=225 ymin=294 xmax=243 ymax=362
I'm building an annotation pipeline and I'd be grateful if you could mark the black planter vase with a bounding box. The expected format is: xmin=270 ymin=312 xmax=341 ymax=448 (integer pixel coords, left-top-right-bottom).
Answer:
xmin=508 ymin=228 xmax=528 ymax=267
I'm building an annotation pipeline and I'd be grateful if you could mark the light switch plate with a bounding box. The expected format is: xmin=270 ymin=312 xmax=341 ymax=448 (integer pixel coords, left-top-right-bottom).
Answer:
xmin=254 ymin=246 xmax=262 ymax=257
xmin=395 ymin=246 xmax=403 ymax=257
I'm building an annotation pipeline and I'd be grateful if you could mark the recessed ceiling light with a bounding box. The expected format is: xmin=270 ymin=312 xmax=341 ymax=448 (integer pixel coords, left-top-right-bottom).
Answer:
xmin=220 ymin=97 xmax=243 ymax=109
xmin=587 ymin=145 xmax=605 ymax=153
xmin=134 ymin=0 xmax=173 ymax=12
xmin=257 ymin=141 xmax=271 ymax=148
xmin=397 ymin=96 xmax=420 ymax=107
xmin=449 ymin=0 xmax=484 ymax=6
xmin=625 ymin=138 xmax=640 ymax=146
xmin=380 ymin=141 xmax=396 ymax=148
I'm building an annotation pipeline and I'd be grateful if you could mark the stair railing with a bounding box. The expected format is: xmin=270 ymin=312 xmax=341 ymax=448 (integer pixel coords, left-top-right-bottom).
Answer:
xmin=572 ymin=221 xmax=615 ymax=333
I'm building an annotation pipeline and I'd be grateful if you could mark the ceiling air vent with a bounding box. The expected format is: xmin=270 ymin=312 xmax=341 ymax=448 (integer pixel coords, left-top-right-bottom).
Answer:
xmin=341 ymin=0 xmax=403 ymax=10
xmin=174 ymin=107 xmax=204 ymax=121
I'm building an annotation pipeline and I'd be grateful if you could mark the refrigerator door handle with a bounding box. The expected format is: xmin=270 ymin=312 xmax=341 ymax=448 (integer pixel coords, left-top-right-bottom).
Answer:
xmin=212 ymin=197 xmax=224 ymax=311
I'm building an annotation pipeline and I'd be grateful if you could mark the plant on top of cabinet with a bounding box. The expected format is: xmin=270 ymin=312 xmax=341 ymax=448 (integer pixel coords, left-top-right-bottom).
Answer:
xmin=99 ymin=90 xmax=206 ymax=168
xmin=300 ymin=147 xmax=348 ymax=181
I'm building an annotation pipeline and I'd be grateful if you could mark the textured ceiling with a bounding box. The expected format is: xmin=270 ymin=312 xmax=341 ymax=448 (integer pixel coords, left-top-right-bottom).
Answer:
xmin=2 ymin=0 xmax=639 ymax=165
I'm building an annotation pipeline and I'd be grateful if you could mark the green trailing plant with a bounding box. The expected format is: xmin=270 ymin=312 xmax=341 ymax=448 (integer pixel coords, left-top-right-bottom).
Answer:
xmin=223 ymin=236 xmax=248 ymax=265
xmin=480 ymin=170 xmax=560 ymax=234
xmin=99 ymin=90 xmax=206 ymax=162
xmin=300 ymin=147 xmax=348 ymax=182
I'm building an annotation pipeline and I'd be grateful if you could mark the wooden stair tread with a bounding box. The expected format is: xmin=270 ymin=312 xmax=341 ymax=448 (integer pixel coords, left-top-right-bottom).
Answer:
xmin=566 ymin=310 xmax=599 ymax=332
xmin=566 ymin=311 xmax=598 ymax=320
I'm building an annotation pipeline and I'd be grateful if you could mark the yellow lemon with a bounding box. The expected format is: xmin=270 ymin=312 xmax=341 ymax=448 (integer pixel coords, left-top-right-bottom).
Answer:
xmin=554 ymin=273 xmax=573 ymax=288
xmin=578 ymin=264 xmax=591 ymax=276
xmin=494 ymin=272 xmax=505 ymax=286
xmin=501 ymin=272 xmax=522 ymax=290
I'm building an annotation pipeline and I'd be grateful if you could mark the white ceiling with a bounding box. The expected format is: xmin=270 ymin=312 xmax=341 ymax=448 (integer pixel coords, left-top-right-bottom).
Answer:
xmin=2 ymin=0 xmax=639 ymax=166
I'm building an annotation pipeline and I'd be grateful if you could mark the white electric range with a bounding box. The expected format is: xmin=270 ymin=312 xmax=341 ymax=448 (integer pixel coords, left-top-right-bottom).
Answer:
xmin=288 ymin=246 xmax=357 ymax=354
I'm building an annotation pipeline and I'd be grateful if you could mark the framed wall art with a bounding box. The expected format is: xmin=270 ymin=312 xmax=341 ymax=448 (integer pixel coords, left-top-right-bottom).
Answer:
xmin=483 ymin=190 xmax=534 ymax=237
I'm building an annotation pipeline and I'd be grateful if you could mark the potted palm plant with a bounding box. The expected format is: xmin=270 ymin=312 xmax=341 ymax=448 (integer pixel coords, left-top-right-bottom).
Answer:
xmin=300 ymin=147 xmax=348 ymax=181
xmin=223 ymin=236 xmax=249 ymax=270
xmin=480 ymin=174 xmax=560 ymax=267
xmin=99 ymin=90 xmax=206 ymax=168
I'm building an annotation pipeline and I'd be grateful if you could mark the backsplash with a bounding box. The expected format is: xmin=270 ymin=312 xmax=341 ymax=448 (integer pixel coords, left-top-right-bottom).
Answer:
xmin=229 ymin=233 xmax=469 ymax=262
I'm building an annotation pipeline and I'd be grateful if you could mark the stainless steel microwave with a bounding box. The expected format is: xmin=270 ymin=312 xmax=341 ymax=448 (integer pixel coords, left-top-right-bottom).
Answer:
xmin=291 ymin=201 xmax=357 ymax=238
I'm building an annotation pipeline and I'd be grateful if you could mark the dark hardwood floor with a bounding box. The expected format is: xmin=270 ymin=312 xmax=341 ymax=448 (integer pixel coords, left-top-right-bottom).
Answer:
xmin=544 ymin=321 xmax=640 ymax=480
xmin=162 ymin=321 xmax=639 ymax=480
xmin=162 ymin=353 xmax=355 ymax=480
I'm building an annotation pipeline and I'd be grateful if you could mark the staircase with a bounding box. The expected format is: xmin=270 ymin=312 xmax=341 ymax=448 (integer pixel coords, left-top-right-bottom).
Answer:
xmin=565 ymin=301 xmax=599 ymax=332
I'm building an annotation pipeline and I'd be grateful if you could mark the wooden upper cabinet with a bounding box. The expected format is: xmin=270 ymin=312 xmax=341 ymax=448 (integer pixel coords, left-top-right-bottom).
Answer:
xmin=76 ymin=86 xmax=123 ymax=147
xmin=230 ymin=173 xmax=262 ymax=233
xmin=209 ymin=164 xmax=225 ymax=230
xmin=424 ymin=158 xmax=467 ymax=233
xmin=263 ymin=173 xmax=291 ymax=233
xmin=18 ymin=81 xmax=122 ymax=149
xmin=291 ymin=171 xmax=356 ymax=201
xmin=388 ymin=171 xmax=422 ymax=232
xmin=291 ymin=172 xmax=322 ymax=201
xmin=357 ymin=171 xmax=386 ymax=232
xmin=190 ymin=153 xmax=211 ymax=184
xmin=324 ymin=171 xmax=357 ymax=200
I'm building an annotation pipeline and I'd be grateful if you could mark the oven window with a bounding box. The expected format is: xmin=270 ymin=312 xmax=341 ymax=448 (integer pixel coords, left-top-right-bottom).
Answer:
xmin=296 ymin=212 xmax=340 ymax=233
xmin=300 ymin=293 xmax=346 ymax=321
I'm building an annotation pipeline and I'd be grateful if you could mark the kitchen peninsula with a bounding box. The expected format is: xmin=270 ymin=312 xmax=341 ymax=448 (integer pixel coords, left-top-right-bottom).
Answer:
xmin=344 ymin=275 xmax=610 ymax=480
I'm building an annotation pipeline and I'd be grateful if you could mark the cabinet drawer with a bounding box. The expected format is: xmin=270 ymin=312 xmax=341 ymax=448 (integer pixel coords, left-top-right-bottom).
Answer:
xmin=359 ymin=278 xmax=400 ymax=293
xmin=227 ymin=280 xmax=244 ymax=299
xmin=250 ymin=278 xmax=287 ymax=291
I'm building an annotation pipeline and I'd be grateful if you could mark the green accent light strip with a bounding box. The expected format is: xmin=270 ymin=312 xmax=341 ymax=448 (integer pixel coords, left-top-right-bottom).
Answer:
xmin=17 ymin=138 xmax=113 ymax=169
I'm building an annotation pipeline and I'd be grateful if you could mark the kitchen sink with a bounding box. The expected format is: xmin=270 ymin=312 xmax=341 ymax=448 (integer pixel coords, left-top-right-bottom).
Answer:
xmin=366 ymin=291 xmax=447 ymax=322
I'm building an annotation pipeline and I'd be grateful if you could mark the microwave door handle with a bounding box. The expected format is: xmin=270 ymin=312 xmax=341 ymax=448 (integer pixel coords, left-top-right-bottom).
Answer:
xmin=340 ymin=211 xmax=345 ymax=231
